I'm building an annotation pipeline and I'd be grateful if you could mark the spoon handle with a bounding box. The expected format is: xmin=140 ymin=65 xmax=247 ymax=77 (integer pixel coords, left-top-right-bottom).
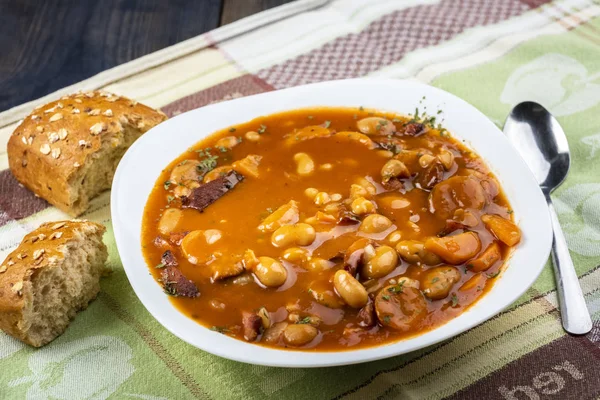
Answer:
xmin=547 ymin=198 xmax=592 ymax=335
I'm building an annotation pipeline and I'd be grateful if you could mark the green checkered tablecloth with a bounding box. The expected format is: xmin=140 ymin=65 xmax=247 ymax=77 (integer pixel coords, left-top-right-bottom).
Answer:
xmin=1 ymin=0 xmax=600 ymax=398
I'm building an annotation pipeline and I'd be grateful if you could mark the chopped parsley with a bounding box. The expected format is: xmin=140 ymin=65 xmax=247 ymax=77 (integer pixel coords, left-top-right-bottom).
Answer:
xmin=382 ymin=295 xmax=390 ymax=301
xmin=196 ymin=154 xmax=219 ymax=177
xmin=359 ymin=106 xmax=364 ymax=111
xmin=383 ymin=315 xmax=391 ymax=324
xmin=229 ymin=127 xmax=236 ymax=132
xmin=392 ymin=118 xmax=402 ymax=123
xmin=431 ymin=277 xmax=439 ymax=283
xmin=507 ymin=210 xmax=514 ymax=214
xmin=155 ymin=263 xmax=166 ymax=269
xmin=323 ymin=120 xmax=331 ymax=128
xmin=163 ymin=180 xmax=172 ymax=190
xmin=167 ymin=195 xmax=175 ymax=204
xmin=387 ymin=280 xmax=405 ymax=294
xmin=258 ymin=124 xmax=267 ymax=134
xmin=487 ymin=271 xmax=501 ymax=278
xmin=217 ymin=146 xmax=228 ymax=153
xmin=266 ymin=207 xmax=274 ymax=214
xmin=297 ymin=317 xmax=312 ymax=325
xmin=451 ymin=294 xmax=459 ymax=307
xmin=210 ymin=326 xmax=229 ymax=334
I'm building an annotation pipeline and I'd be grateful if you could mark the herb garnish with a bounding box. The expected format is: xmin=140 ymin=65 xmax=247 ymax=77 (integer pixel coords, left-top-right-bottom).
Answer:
xmin=387 ymin=280 xmax=405 ymax=294
xmin=196 ymin=154 xmax=219 ymax=177
xmin=229 ymin=127 xmax=236 ymax=132
xmin=167 ymin=195 xmax=175 ymax=204
xmin=163 ymin=180 xmax=172 ymax=190
xmin=451 ymin=294 xmax=459 ymax=307
xmin=210 ymin=326 xmax=229 ymax=334
xmin=258 ymin=124 xmax=267 ymax=134
xmin=487 ymin=271 xmax=500 ymax=278
xmin=155 ymin=263 xmax=166 ymax=269
xmin=382 ymin=295 xmax=390 ymax=301
xmin=297 ymin=317 xmax=312 ymax=324
xmin=383 ymin=315 xmax=391 ymax=324
xmin=323 ymin=120 xmax=331 ymax=128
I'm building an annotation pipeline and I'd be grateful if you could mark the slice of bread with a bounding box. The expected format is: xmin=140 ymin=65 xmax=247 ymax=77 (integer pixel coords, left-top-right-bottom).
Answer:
xmin=7 ymin=91 xmax=167 ymax=216
xmin=0 ymin=220 xmax=107 ymax=347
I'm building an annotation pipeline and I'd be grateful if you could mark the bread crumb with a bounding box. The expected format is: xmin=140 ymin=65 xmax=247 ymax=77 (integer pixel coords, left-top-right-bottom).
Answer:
xmin=103 ymin=109 xmax=113 ymax=117
xmin=40 ymin=144 xmax=51 ymax=155
xmin=88 ymin=109 xmax=100 ymax=116
xmin=58 ymin=128 xmax=68 ymax=140
xmin=51 ymin=148 xmax=61 ymax=159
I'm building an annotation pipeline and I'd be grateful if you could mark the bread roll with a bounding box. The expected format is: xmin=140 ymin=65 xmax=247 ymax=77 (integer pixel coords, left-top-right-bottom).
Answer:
xmin=0 ymin=220 xmax=107 ymax=347
xmin=7 ymin=91 xmax=167 ymax=216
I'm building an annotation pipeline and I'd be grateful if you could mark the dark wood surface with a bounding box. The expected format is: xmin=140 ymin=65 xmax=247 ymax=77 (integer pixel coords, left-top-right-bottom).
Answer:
xmin=0 ymin=0 xmax=293 ymax=112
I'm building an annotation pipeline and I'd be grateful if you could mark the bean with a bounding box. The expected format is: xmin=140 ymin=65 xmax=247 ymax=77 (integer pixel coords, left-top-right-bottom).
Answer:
xmin=309 ymin=280 xmax=345 ymax=309
xmin=363 ymin=245 xmax=398 ymax=279
xmin=294 ymin=152 xmax=315 ymax=176
xmin=245 ymin=131 xmax=260 ymax=141
xmin=254 ymin=256 xmax=288 ymax=287
xmin=351 ymin=197 xmax=376 ymax=215
xmin=257 ymin=307 xmax=271 ymax=329
xmin=304 ymin=187 xmax=319 ymax=199
xmin=215 ymin=136 xmax=239 ymax=149
xmin=282 ymin=247 xmax=309 ymax=264
xmin=158 ymin=208 xmax=183 ymax=235
xmin=357 ymin=117 xmax=395 ymax=135
xmin=381 ymin=159 xmax=410 ymax=183
xmin=396 ymin=240 xmax=440 ymax=265
xmin=283 ymin=324 xmax=318 ymax=346
xmin=271 ymin=223 xmax=316 ymax=248
xmin=439 ymin=148 xmax=454 ymax=170
xmin=333 ymin=131 xmax=376 ymax=149
xmin=262 ymin=322 xmax=288 ymax=343
xmin=418 ymin=154 xmax=436 ymax=168
xmin=359 ymin=214 xmax=393 ymax=233
xmin=313 ymin=192 xmax=331 ymax=205
xmin=333 ymin=270 xmax=368 ymax=308
xmin=180 ymin=230 xmax=204 ymax=261
xmin=306 ymin=257 xmax=335 ymax=271
xmin=203 ymin=166 xmax=233 ymax=183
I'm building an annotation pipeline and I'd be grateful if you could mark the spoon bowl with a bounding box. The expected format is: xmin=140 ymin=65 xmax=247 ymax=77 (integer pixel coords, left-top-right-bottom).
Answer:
xmin=504 ymin=102 xmax=570 ymax=193
xmin=504 ymin=101 xmax=592 ymax=335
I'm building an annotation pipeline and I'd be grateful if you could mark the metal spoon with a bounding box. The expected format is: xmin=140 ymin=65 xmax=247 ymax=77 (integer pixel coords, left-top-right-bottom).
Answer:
xmin=504 ymin=101 xmax=592 ymax=335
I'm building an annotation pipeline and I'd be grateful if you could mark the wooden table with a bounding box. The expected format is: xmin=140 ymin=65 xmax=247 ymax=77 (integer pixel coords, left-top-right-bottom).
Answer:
xmin=0 ymin=0 xmax=293 ymax=112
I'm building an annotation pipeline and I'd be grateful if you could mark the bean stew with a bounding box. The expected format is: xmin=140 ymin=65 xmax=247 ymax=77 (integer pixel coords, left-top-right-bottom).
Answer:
xmin=141 ymin=107 xmax=521 ymax=351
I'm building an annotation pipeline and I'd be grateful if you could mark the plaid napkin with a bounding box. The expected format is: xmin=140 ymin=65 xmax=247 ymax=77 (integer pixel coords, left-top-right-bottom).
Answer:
xmin=1 ymin=0 xmax=600 ymax=398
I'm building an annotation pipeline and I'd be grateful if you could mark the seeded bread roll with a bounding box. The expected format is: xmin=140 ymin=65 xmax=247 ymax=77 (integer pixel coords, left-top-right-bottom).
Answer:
xmin=7 ymin=91 xmax=167 ymax=216
xmin=0 ymin=220 xmax=107 ymax=347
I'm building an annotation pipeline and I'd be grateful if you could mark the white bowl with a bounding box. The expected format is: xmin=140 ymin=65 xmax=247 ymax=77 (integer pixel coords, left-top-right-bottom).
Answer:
xmin=111 ymin=78 xmax=552 ymax=367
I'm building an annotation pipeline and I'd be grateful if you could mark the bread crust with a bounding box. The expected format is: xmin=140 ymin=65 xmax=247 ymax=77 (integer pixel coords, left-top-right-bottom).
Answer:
xmin=7 ymin=91 xmax=167 ymax=216
xmin=0 ymin=220 xmax=107 ymax=346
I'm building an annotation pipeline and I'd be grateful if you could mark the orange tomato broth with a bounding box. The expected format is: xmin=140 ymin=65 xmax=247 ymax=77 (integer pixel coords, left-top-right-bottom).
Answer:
xmin=141 ymin=107 xmax=516 ymax=351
